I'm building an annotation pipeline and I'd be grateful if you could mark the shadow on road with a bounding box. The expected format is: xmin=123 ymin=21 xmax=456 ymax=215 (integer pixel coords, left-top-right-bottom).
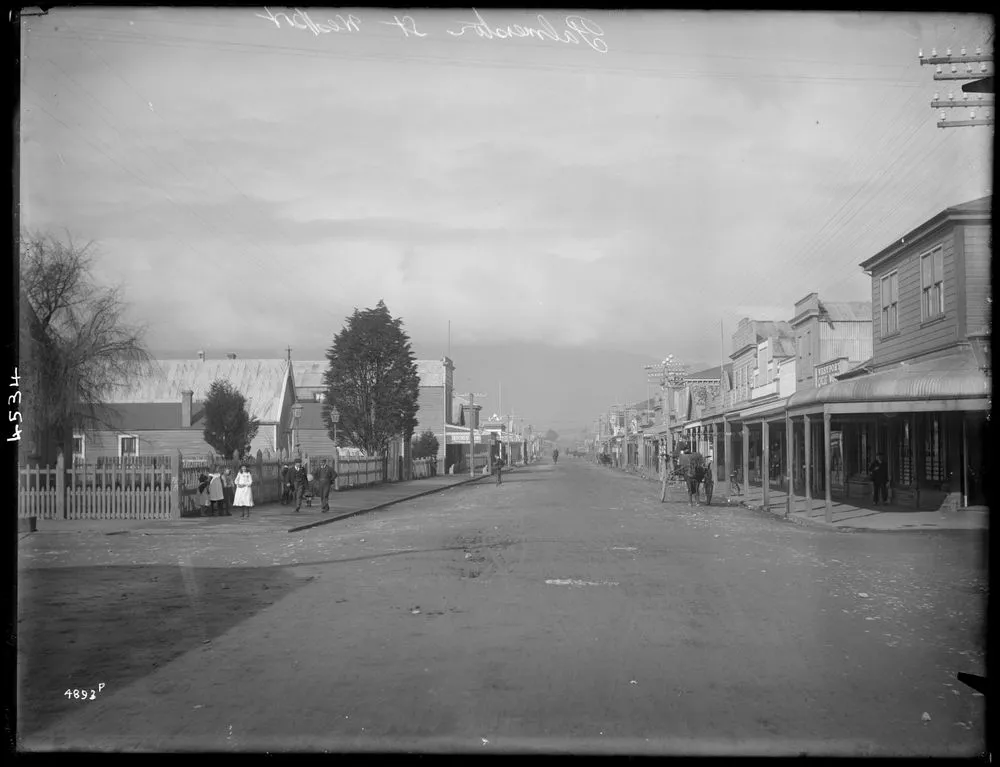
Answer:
xmin=17 ymin=564 xmax=311 ymax=737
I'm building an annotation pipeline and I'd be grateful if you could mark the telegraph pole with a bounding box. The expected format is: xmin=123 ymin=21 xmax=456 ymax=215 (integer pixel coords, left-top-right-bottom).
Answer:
xmin=919 ymin=45 xmax=994 ymax=128
xmin=455 ymin=391 xmax=485 ymax=477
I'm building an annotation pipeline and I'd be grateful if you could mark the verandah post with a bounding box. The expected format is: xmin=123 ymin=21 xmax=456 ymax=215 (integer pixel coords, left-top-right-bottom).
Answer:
xmin=824 ymin=410 xmax=833 ymax=523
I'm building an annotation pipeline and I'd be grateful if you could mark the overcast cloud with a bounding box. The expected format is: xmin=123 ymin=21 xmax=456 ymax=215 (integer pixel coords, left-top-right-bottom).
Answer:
xmin=19 ymin=8 xmax=993 ymax=432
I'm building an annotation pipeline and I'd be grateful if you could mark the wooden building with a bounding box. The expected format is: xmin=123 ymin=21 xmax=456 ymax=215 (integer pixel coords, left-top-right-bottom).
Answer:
xmin=77 ymin=356 xmax=296 ymax=460
xmin=785 ymin=195 xmax=991 ymax=514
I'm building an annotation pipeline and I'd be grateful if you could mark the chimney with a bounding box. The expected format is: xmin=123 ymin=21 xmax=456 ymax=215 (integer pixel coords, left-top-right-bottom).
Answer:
xmin=226 ymin=353 xmax=237 ymax=359
xmin=197 ymin=350 xmax=205 ymax=361
xmin=181 ymin=390 xmax=193 ymax=428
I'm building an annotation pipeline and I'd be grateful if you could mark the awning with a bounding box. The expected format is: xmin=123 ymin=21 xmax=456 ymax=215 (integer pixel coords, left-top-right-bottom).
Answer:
xmin=735 ymin=398 xmax=789 ymax=420
xmin=786 ymin=349 xmax=990 ymax=413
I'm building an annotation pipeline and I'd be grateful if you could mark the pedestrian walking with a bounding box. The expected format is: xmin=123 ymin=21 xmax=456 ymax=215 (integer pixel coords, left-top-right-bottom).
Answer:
xmin=496 ymin=453 xmax=504 ymax=485
xmin=703 ymin=458 xmax=715 ymax=506
xmin=869 ymin=453 xmax=889 ymax=505
xmin=233 ymin=464 xmax=254 ymax=519
xmin=314 ymin=458 xmax=337 ymax=512
xmin=291 ymin=459 xmax=309 ymax=512
xmin=208 ymin=471 xmax=226 ymax=515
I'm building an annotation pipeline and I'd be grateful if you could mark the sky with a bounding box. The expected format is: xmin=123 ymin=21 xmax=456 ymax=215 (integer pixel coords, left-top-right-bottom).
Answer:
xmin=19 ymin=8 xmax=993 ymax=439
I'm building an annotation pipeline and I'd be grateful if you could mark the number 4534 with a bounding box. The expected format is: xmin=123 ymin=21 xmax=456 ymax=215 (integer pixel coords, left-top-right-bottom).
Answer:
xmin=65 ymin=684 xmax=105 ymax=700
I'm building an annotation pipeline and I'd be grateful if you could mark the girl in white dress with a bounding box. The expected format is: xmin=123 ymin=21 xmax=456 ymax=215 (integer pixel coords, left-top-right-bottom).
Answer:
xmin=233 ymin=464 xmax=254 ymax=519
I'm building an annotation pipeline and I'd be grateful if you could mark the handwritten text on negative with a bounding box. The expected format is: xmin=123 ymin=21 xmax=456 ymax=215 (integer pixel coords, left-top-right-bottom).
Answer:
xmin=255 ymin=8 xmax=608 ymax=54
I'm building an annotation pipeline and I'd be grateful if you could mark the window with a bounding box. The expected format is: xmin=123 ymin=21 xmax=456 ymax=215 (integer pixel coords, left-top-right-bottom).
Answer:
xmin=856 ymin=427 xmax=870 ymax=475
xmin=72 ymin=433 xmax=86 ymax=463
xmin=924 ymin=414 xmax=945 ymax=482
xmin=880 ymin=271 xmax=898 ymax=336
xmin=921 ymin=247 xmax=944 ymax=320
xmin=119 ymin=435 xmax=139 ymax=457
xmin=898 ymin=421 xmax=912 ymax=485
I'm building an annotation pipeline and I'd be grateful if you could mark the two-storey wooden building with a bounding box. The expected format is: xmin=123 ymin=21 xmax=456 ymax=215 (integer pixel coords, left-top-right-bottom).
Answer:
xmin=785 ymin=196 xmax=991 ymax=514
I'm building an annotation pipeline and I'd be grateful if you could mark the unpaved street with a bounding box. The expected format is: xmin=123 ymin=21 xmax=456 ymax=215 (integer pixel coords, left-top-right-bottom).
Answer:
xmin=18 ymin=460 xmax=987 ymax=755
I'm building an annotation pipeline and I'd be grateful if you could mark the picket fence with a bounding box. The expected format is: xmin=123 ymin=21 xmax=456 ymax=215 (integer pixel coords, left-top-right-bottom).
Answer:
xmin=19 ymin=448 xmax=440 ymax=520
xmin=19 ymin=455 xmax=173 ymax=520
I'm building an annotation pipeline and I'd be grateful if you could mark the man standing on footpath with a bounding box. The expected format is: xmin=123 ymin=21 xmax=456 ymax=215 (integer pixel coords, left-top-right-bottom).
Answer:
xmin=869 ymin=452 xmax=889 ymax=505
xmin=315 ymin=458 xmax=338 ymax=513
xmin=291 ymin=459 xmax=309 ymax=512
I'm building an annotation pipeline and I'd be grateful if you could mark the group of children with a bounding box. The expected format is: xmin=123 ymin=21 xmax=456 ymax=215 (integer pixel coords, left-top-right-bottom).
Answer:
xmin=196 ymin=465 xmax=255 ymax=518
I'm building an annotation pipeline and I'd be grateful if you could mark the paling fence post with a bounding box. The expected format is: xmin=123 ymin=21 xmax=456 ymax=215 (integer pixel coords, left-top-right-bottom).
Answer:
xmin=172 ymin=450 xmax=183 ymax=518
xmin=56 ymin=449 xmax=66 ymax=520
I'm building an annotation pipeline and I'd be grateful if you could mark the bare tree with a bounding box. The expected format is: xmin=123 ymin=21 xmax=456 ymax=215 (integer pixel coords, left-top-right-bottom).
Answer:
xmin=19 ymin=231 xmax=153 ymax=456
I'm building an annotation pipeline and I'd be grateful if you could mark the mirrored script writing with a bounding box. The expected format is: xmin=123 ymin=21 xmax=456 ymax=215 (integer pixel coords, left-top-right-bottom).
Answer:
xmin=255 ymin=7 xmax=608 ymax=53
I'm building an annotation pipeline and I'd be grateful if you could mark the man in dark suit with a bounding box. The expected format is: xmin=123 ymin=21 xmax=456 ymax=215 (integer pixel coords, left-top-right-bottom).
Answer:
xmin=869 ymin=453 xmax=889 ymax=505
xmin=291 ymin=459 xmax=309 ymax=512
xmin=315 ymin=458 xmax=337 ymax=512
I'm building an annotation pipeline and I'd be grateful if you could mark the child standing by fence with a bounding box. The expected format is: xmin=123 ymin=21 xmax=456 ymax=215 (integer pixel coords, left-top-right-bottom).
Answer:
xmin=234 ymin=464 xmax=254 ymax=519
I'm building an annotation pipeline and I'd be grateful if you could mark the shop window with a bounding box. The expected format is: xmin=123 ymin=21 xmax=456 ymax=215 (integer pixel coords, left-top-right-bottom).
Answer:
xmin=898 ymin=421 xmax=913 ymax=485
xmin=924 ymin=414 xmax=945 ymax=482
xmin=856 ymin=427 xmax=871 ymax=475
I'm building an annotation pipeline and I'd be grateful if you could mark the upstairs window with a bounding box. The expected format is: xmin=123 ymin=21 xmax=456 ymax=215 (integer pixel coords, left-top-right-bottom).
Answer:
xmin=880 ymin=271 xmax=898 ymax=336
xmin=921 ymin=247 xmax=944 ymax=320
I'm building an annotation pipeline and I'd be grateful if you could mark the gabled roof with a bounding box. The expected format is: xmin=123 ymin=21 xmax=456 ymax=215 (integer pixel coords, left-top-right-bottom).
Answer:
xmin=821 ymin=301 xmax=872 ymax=323
xmin=108 ymin=359 xmax=291 ymax=422
xmin=293 ymin=361 xmax=326 ymax=390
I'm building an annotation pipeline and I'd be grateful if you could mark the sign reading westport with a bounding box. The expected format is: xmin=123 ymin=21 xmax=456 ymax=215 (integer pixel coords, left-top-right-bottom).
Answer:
xmin=255 ymin=7 xmax=608 ymax=54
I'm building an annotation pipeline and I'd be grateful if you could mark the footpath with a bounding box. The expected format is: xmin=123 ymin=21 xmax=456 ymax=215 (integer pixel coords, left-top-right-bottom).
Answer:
xmin=587 ymin=459 xmax=988 ymax=533
xmin=29 ymin=467 xmax=505 ymax=537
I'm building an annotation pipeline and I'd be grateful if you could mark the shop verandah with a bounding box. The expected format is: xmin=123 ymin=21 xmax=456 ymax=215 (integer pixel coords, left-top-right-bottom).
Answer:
xmin=782 ymin=352 xmax=990 ymax=519
xmin=678 ymin=352 xmax=990 ymax=517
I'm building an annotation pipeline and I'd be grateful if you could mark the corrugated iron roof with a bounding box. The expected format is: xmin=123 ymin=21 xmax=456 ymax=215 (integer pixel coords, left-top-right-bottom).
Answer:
xmin=293 ymin=361 xmax=326 ymax=389
xmin=109 ymin=359 xmax=290 ymax=422
xmin=787 ymin=350 xmax=990 ymax=409
xmin=296 ymin=401 xmax=330 ymax=431
xmin=296 ymin=358 xmax=445 ymax=391
xmin=821 ymin=301 xmax=872 ymax=323
xmin=685 ymin=363 xmax=733 ymax=381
